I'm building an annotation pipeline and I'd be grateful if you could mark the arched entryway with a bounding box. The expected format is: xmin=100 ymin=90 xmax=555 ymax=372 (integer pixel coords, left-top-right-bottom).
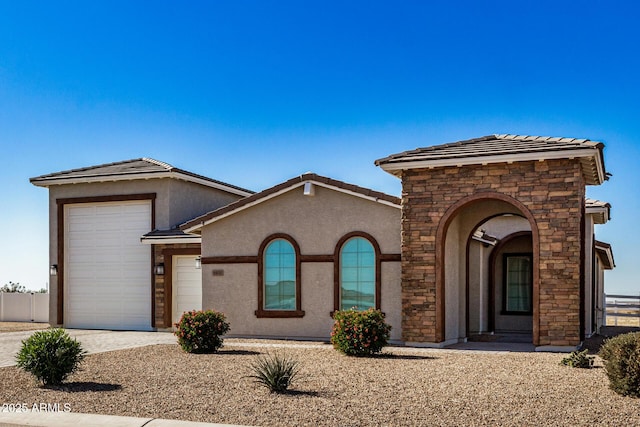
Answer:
xmin=467 ymin=217 xmax=533 ymax=341
xmin=435 ymin=192 xmax=540 ymax=345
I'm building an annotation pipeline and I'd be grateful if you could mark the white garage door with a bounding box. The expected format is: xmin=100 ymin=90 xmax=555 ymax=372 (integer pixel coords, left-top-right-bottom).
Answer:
xmin=172 ymin=255 xmax=202 ymax=326
xmin=65 ymin=200 xmax=152 ymax=330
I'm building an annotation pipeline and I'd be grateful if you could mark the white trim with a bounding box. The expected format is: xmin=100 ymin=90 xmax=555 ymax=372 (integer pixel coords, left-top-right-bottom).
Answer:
xmin=310 ymin=181 xmax=401 ymax=209
xmin=31 ymin=171 xmax=253 ymax=197
xmin=595 ymin=244 xmax=615 ymax=270
xmin=183 ymin=179 xmax=401 ymax=233
xmin=380 ymin=148 xmax=605 ymax=184
xmin=586 ymin=206 xmax=610 ymax=224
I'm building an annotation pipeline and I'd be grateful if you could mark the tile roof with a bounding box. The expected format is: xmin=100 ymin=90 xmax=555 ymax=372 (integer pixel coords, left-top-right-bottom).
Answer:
xmin=585 ymin=198 xmax=611 ymax=209
xmin=586 ymin=198 xmax=611 ymax=224
xmin=375 ymin=134 xmax=607 ymax=185
xmin=181 ymin=173 xmax=400 ymax=232
xmin=30 ymin=158 xmax=254 ymax=196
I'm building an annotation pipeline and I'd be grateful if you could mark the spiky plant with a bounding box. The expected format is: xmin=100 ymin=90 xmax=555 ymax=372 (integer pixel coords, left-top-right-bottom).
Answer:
xmin=247 ymin=352 xmax=300 ymax=393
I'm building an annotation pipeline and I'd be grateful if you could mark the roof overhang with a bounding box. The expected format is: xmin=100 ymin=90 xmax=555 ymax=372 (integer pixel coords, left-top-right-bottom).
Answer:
xmin=140 ymin=229 xmax=202 ymax=245
xmin=586 ymin=202 xmax=611 ymax=224
xmin=595 ymin=241 xmax=615 ymax=270
xmin=181 ymin=177 xmax=400 ymax=234
xmin=377 ymin=148 xmax=606 ymax=185
xmin=30 ymin=170 xmax=253 ymax=197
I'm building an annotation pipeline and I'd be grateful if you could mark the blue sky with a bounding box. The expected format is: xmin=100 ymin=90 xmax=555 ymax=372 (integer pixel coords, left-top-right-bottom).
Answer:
xmin=0 ymin=1 xmax=638 ymax=294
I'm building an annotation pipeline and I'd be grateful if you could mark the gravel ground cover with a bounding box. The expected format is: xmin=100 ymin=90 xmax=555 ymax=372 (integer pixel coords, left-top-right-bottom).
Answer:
xmin=2 ymin=340 xmax=640 ymax=426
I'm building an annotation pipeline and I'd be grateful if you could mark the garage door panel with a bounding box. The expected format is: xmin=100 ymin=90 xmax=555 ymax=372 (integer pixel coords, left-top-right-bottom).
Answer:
xmin=172 ymin=255 xmax=202 ymax=326
xmin=65 ymin=200 xmax=152 ymax=331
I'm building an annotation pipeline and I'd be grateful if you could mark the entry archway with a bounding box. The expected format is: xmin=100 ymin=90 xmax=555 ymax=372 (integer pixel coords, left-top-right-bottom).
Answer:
xmin=435 ymin=192 xmax=540 ymax=345
xmin=465 ymin=216 xmax=532 ymax=339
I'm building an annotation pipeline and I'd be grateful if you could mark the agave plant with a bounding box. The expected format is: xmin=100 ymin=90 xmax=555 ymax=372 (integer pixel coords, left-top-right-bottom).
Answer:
xmin=247 ymin=351 xmax=300 ymax=393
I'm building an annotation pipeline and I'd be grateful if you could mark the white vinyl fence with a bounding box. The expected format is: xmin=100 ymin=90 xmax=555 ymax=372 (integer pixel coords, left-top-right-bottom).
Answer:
xmin=605 ymin=294 xmax=640 ymax=327
xmin=0 ymin=292 xmax=49 ymax=322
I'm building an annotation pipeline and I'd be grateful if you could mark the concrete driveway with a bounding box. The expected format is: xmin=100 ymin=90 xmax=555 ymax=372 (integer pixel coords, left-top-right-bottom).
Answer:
xmin=0 ymin=329 xmax=177 ymax=367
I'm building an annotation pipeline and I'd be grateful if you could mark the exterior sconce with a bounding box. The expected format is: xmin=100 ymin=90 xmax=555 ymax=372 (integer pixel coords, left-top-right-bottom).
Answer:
xmin=50 ymin=264 xmax=58 ymax=276
xmin=195 ymin=256 xmax=202 ymax=269
xmin=154 ymin=263 xmax=165 ymax=276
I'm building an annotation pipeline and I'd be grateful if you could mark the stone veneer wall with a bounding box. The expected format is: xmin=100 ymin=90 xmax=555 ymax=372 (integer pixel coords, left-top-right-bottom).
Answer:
xmin=153 ymin=243 xmax=201 ymax=328
xmin=401 ymin=158 xmax=585 ymax=346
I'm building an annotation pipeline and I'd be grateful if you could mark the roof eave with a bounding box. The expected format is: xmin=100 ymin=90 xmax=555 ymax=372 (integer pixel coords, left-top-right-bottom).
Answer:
xmin=30 ymin=170 xmax=253 ymax=197
xmin=140 ymin=235 xmax=202 ymax=245
xmin=595 ymin=243 xmax=615 ymax=270
xmin=378 ymin=148 xmax=605 ymax=185
xmin=586 ymin=206 xmax=611 ymax=224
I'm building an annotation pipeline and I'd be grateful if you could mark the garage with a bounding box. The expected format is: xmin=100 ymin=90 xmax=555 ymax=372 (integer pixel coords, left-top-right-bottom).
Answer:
xmin=64 ymin=200 xmax=152 ymax=330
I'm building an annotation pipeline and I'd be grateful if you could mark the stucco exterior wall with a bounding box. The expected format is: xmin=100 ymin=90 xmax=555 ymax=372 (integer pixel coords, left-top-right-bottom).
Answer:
xmin=46 ymin=177 xmax=242 ymax=328
xmin=167 ymin=179 xmax=242 ymax=227
xmin=401 ymin=158 xmax=586 ymax=346
xmin=200 ymin=184 xmax=402 ymax=340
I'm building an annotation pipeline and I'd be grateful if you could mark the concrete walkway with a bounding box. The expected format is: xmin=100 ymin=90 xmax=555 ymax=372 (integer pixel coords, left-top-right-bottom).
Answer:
xmin=0 ymin=329 xmax=177 ymax=367
xmin=0 ymin=410 xmax=245 ymax=427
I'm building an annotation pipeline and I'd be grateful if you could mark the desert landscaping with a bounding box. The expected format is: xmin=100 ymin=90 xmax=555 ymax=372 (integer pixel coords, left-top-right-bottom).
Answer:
xmin=1 ymin=327 xmax=640 ymax=426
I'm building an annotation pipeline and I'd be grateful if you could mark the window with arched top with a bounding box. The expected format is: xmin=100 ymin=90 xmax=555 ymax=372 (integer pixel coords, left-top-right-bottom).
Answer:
xmin=264 ymin=239 xmax=296 ymax=310
xmin=256 ymin=234 xmax=304 ymax=318
xmin=336 ymin=233 xmax=380 ymax=311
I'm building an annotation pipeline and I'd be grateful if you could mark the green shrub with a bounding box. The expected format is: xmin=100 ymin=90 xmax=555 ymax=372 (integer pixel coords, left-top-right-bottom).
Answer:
xmin=331 ymin=308 xmax=391 ymax=356
xmin=15 ymin=328 xmax=86 ymax=386
xmin=560 ymin=349 xmax=594 ymax=368
xmin=174 ymin=309 xmax=230 ymax=353
xmin=599 ymin=332 xmax=640 ymax=397
xmin=248 ymin=352 xmax=300 ymax=393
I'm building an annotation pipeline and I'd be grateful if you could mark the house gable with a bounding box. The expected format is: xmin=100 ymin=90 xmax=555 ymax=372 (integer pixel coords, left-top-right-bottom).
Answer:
xmin=181 ymin=173 xmax=400 ymax=233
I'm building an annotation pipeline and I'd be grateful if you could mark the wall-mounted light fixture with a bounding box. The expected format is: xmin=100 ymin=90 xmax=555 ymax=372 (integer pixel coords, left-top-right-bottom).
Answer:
xmin=154 ymin=263 xmax=165 ymax=275
xmin=195 ymin=256 xmax=202 ymax=269
xmin=50 ymin=264 xmax=58 ymax=276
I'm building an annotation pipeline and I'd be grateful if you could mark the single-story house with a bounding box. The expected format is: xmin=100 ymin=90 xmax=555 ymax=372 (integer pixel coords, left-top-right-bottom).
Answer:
xmin=31 ymin=134 xmax=615 ymax=350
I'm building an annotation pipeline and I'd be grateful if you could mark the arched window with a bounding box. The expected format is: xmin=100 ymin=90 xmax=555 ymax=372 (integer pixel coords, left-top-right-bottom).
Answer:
xmin=339 ymin=236 xmax=376 ymax=311
xmin=256 ymin=234 xmax=304 ymax=318
xmin=264 ymin=239 xmax=296 ymax=310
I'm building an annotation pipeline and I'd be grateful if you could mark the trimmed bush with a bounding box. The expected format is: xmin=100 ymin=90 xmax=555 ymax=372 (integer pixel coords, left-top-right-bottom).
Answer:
xmin=15 ymin=328 xmax=86 ymax=386
xmin=174 ymin=309 xmax=230 ymax=353
xmin=560 ymin=349 xmax=594 ymax=369
xmin=248 ymin=352 xmax=300 ymax=393
xmin=331 ymin=308 xmax=391 ymax=356
xmin=599 ymin=332 xmax=640 ymax=397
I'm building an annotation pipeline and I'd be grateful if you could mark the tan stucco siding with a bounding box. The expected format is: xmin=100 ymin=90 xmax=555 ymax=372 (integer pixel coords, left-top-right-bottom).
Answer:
xmin=202 ymin=185 xmax=401 ymax=256
xmin=46 ymin=178 xmax=241 ymax=328
xmin=200 ymin=184 xmax=402 ymax=340
xmin=167 ymin=178 xmax=242 ymax=227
